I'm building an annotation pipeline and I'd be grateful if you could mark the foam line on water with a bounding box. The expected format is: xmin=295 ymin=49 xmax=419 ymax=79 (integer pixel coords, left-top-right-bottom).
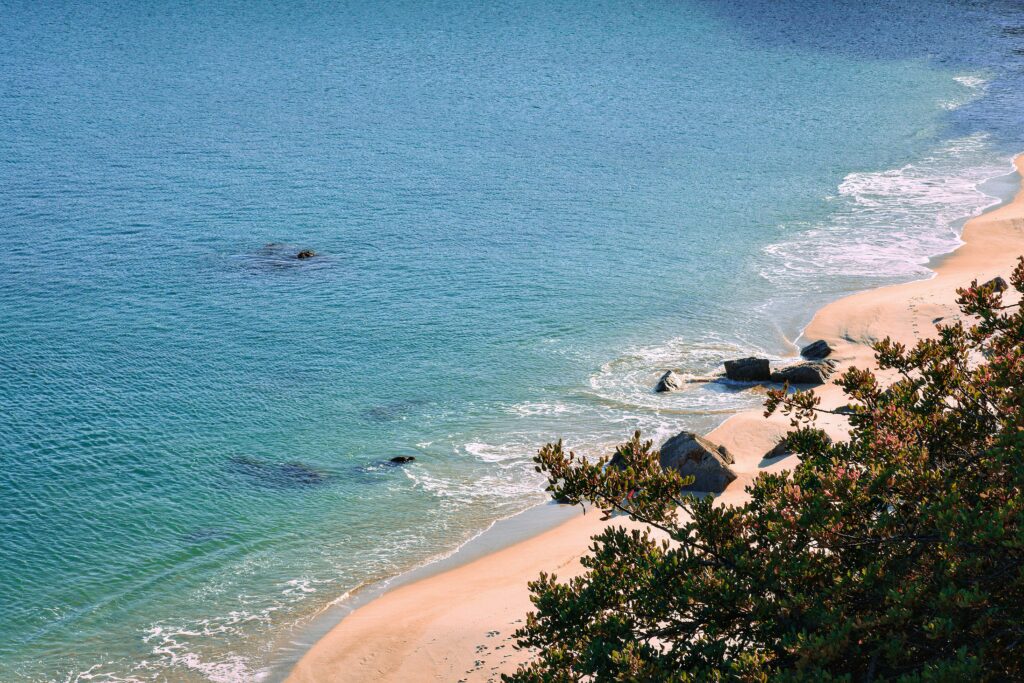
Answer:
xmin=762 ymin=133 xmax=1011 ymax=289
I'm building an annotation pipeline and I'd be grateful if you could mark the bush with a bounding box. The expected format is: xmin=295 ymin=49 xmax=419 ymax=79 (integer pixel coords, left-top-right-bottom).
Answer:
xmin=505 ymin=260 xmax=1024 ymax=682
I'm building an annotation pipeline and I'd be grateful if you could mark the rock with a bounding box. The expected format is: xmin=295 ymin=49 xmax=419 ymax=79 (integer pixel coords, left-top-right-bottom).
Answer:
xmin=764 ymin=439 xmax=791 ymax=460
xmin=228 ymin=455 xmax=328 ymax=488
xmin=763 ymin=432 xmax=833 ymax=460
xmin=278 ymin=462 xmax=327 ymax=485
xmin=658 ymin=431 xmax=737 ymax=493
xmin=655 ymin=370 xmax=684 ymax=393
xmin=770 ymin=359 xmax=838 ymax=385
xmin=800 ymin=339 xmax=833 ymax=360
xmin=296 ymin=249 xmax=316 ymax=259
xmin=390 ymin=456 xmax=416 ymax=464
xmin=723 ymin=357 xmax=771 ymax=382
xmin=982 ymin=276 xmax=1009 ymax=292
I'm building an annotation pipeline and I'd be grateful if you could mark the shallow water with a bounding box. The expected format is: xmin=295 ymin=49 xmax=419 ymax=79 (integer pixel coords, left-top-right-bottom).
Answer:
xmin=2 ymin=1 xmax=1023 ymax=680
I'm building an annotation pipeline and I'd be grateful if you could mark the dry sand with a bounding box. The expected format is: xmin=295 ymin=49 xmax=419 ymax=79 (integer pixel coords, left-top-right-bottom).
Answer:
xmin=285 ymin=157 xmax=1024 ymax=682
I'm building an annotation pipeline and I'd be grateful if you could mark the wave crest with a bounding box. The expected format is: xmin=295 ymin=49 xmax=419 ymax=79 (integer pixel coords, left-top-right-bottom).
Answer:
xmin=763 ymin=133 xmax=1010 ymax=289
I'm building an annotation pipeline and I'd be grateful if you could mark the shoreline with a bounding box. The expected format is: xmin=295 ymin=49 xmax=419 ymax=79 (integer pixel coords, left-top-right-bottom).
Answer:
xmin=280 ymin=155 xmax=1024 ymax=683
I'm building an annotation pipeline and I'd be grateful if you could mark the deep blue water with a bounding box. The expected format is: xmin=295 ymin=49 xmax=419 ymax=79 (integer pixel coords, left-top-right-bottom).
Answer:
xmin=2 ymin=1 xmax=1023 ymax=680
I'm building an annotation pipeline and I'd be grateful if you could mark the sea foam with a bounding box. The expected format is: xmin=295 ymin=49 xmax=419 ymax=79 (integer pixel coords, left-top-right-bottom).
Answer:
xmin=762 ymin=133 xmax=1011 ymax=291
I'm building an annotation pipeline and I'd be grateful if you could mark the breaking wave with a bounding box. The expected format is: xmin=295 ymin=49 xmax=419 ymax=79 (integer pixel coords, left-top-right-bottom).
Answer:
xmin=762 ymin=132 xmax=1011 ymax=291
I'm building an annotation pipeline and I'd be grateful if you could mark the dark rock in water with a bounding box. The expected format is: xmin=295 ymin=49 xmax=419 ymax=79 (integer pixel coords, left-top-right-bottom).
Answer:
xmin=658 ymin=431 xmax=737 ymax=493
xmin=278 ymin=462 xmax=326 ymax=485
xmin=724 ymin=357 xmax=771 ymax=382
xmin=770 ymin=359 xmax=838 ymax=385
xmin=296 ymin=249 xmax=317 ymax=259
xmin=390 ymin=456 xmax=416 ymax=464
xmin=246 ymin=243 xmax=315 ymax=272
xmin=982 ymin=276 xmax=1009 ymax=292
xmin=800 ymin=339 xmax=834 ymax=360
xmin=655 ymin=370 xmax=684 ymax=393
xmin=361 ymin=399 xmax=428 ymax=423
xmin=227 ymin=455 xmax=328 ymax=488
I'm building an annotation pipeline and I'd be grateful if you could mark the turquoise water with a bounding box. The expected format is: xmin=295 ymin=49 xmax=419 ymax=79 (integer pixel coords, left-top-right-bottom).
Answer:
xmin=2 ymin=1 xmax=1023 ymax=680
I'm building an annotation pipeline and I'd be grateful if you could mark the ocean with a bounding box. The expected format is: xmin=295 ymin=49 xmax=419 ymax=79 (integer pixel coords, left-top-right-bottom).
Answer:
xmin=2 ymin=0 xmax=1023 ymax=680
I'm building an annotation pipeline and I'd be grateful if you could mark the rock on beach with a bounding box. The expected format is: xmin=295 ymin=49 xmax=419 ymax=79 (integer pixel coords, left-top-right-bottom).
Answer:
xmin=723 ymin=357 xmax=771 ymax=382
xmin=800 ymin=339 xmax=834 ymax=360
xmin=770 ymin=359 xmax=838 ymax=385
xmin=658 ymin=431 xmax=737 ymax=493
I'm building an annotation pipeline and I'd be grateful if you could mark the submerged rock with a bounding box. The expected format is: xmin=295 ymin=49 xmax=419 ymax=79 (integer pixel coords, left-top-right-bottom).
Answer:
xmin=770 ymin=359 xmax=838 ymax=385
xmin=390 ymin=456 xmax=416 ymax=464
xmin=277 ymin=462 xmax=325 ymax=485
xmin=361 ymin=399 xmax=428 ymax=423
xmin=246 ymin=243 xmax=319 ymax=272
xmin=724 ymin=357 xmax=771 ymax=382
xmin=655 ymin=370 xmax=684 ymax=393
xmin=659 ymin=431 xmax=737 ymax=493
xmin=800 ymin=339 xmax=834 ymax=360
xmin=227 ymin=455 xmax=328 ymax=488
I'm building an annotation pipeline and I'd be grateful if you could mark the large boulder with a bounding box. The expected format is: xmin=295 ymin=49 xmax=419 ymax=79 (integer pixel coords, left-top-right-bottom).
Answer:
xmin=655 ymin=370 xmax=684 ymax=393
xmin=982 ymin=276 xmax=1009 ymax=292
xmin=659 ymin=431 xmax=737 ymax=492
xmin=800 ymin=339 xmax=834 ymax=360
xmin=724 ymin=357 xmax=771 ymax=382
xmin=770 ymin=359 xmax=838 ymax=385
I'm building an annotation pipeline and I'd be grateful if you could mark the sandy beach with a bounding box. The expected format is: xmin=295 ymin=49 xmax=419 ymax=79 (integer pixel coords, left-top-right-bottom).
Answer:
xmin=285 ymin=156 xmax=1024 ymax=683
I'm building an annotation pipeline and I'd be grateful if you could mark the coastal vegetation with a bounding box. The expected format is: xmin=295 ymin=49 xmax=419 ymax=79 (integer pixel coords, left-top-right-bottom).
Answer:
xmin=507 ymin=263 xmax=1024 ymax=681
